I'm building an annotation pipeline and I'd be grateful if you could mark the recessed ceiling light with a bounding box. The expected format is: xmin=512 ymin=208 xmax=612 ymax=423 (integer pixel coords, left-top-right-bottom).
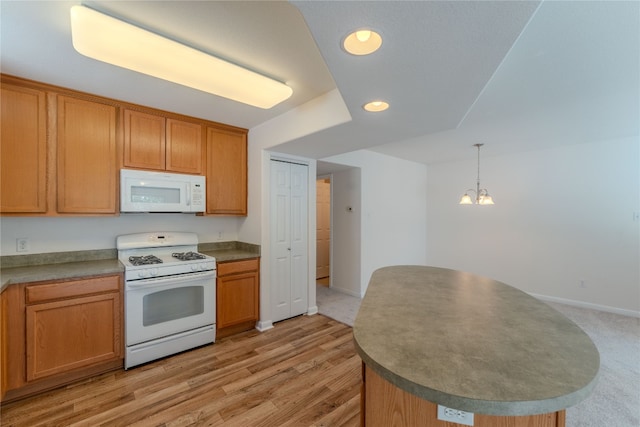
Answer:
xmin=343 ymin=29 xmax=382 ymax=55
xmin=363 ymin=101 xmax=389 ymax=112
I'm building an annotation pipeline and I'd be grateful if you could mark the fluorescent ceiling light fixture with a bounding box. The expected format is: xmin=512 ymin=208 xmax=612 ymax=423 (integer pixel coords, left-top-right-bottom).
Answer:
xmin=343 ymin=29 xmax=382 ymax=55
xmin=69 ymin=5 xmax=292 ymax=109
xmin=363 ymin=100 xmax=389 ymax=112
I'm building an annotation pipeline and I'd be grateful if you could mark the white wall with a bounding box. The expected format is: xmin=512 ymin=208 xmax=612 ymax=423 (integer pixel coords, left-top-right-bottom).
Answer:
xmin=426 ymin=136 xmax=640 ymax=315
xmin=330 ymin=167 xmax=361 ymax=297
xmin=0 ymin=215 xmax=240 ymax=255
xmin=241 ymin=90 xmax=350 ymax=329
xmin=239 ymin=89 xmax=350 ymax=245
xmin=323 ymin=150 xmax=428 ymax=296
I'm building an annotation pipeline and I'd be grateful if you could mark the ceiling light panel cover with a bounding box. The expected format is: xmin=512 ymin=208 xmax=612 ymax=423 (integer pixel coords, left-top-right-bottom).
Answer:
xmin=70 ymin=5 xmax=293 ymax=109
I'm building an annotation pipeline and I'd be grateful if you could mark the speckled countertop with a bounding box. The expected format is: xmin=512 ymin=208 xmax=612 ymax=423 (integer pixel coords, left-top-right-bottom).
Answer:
xmin=199 ymin=241 xmax=260 ymax=263
xmin=353 ymin=265 xmax=600 ymax=416
xmin=0 ymin=241 xmax=259 ymax=291
xmin=0 ymin=258 xmax=124 ymax=291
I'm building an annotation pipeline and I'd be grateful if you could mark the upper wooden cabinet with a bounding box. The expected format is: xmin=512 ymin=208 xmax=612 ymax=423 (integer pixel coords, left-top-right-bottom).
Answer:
xmin=123 ymin=109 xmax=165 ymax=171
xmin=124 ymin=109 xmax=203 ymax=174
xmin=166 ymin=118 xmax=203 ymax=174
xmin=1 ymin=77 xmax=119 ymax=216
xmin=206 ymin=127 xmax=247 ymax=216
xmin=57 ymin=96 xmax=117 ymax=214
xmin=0 ymin=83 xmax=47 ymax=213
xmin=1 ymin=75 xmax=248 ymax=216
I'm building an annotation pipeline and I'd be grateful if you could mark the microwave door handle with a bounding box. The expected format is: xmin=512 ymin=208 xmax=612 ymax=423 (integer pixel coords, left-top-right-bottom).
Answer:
xmin=186 ymin=183 xmax=191 ymax=207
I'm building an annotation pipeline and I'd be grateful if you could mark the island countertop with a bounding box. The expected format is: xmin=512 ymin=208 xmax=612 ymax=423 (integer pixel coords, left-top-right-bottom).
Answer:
xmin=353 ymin=265 xmax=600 ymax=416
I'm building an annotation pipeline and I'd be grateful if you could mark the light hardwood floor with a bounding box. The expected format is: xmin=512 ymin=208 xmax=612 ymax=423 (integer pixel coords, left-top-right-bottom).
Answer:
xmin=1 ymin=315 xmax=361 ymax=427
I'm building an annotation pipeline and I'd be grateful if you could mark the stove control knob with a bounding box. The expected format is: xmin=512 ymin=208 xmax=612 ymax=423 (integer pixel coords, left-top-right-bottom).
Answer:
xmin=150 ymin=268 xmax=158 ymax=277
xmin=138 ymin=270 xmax=149 ymax=278
xmin=191 ymin=264 xmax=199 ymax=271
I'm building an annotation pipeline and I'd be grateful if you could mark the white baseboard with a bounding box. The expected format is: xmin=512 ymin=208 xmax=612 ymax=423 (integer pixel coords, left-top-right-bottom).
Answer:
xmin=255 ymin=320 xmax=273 ymax=332
xmin=328 ymin=285 xmax=361 ymax=298
xmin=530 ymin=293 xmax=640 ymax=318
xmin=307 ymin=305 xmax=319 ymax=316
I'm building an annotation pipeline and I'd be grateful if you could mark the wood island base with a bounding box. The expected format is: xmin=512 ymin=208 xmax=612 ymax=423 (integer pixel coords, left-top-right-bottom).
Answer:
xmin=362 ymin=364 xmax=566 ymax=427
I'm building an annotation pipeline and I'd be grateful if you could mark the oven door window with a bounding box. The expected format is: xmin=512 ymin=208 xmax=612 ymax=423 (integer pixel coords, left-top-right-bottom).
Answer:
xmin=143 ymin=286 xmax=204 ymax=326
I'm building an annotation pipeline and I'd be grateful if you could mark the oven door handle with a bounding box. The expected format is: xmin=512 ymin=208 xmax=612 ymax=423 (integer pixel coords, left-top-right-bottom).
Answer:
xmin=126 ymin=270 xmax=216 ymax=289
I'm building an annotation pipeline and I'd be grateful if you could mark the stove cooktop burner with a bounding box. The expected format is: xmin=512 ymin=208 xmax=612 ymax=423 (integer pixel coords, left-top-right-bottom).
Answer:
xmin=172 ymin=251 xmax=207 ymax=261
xmin=128 ymin=255 xmax=163 ymax=266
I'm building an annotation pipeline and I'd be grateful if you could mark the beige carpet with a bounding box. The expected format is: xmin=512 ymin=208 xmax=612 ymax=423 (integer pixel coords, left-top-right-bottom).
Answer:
xmin=316 ymin=284 xmax=640 ymax=427
xmin=316 ymin=283 xmax=361 ymax=326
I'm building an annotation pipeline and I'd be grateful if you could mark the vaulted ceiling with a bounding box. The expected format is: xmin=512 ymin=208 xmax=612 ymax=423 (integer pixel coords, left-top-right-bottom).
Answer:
xmin=1 ymin=1 xmax=637 ymax=164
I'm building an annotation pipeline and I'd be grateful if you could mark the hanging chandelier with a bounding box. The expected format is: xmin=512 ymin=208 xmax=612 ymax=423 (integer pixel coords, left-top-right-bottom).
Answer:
xmin=459 ymin=144 xmax=494 ymax=205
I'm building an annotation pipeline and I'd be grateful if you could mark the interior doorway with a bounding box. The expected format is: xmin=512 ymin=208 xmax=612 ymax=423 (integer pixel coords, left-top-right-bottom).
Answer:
xmin=316 ymin=177 xmax=331 ymax=287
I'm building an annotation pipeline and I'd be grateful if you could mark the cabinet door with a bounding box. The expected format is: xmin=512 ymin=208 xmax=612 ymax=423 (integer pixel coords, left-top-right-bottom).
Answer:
xmin=217 ymin=271 xmax=259 ymax=329
xmin=26 ymin=292 xmax=121 ymax=381
xmin=166 ymin=119 xmax=202 ymax=174
xmin=57 ymin=96 xmax=117 ymax=214
xmin=0 ymin=83 xmax=47 ymax=213
xmin=124 ymin=109 xmax=166 ymax=171
xmin=206 ymin=127 xmax=247 ymax=215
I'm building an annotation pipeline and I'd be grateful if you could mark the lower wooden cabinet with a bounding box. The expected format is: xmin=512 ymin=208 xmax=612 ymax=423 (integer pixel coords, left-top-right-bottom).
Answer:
xmin=216 ymin=258 xmax=260 ymax=338
xmin=1 ymin=274 xmax=123 ymax=403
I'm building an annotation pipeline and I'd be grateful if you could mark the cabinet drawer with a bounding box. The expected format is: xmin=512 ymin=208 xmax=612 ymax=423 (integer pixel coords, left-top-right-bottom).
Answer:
xmin=217 ymin=258 xmax=259 ymax=276
xmin=26 ymin=275 xmax=121 ymax=304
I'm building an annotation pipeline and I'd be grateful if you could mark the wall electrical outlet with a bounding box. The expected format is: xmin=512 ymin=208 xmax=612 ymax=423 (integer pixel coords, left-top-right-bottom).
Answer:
xmin=16 ymin=238 xmax=30 ymax=252
xmin=437 ymin=405 xmax=474 ymax=426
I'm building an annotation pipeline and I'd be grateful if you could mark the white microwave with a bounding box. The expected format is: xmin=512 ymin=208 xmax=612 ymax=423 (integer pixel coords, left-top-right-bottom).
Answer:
xmin=120 ymin=169 xmax=206 ymax=213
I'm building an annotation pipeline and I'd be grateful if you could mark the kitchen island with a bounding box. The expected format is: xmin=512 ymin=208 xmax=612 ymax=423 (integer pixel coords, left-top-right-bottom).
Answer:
xmin=353 ymin=266 xmax=599 ymax=427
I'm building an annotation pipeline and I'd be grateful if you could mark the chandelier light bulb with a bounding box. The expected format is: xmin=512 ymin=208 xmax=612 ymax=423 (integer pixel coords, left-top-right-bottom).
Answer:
xmin=460 ymin=194 xmax=473 ymax=205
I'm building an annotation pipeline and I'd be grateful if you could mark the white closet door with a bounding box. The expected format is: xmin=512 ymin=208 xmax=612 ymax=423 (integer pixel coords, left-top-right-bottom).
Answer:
xmin=271 ymin=160 xmax=292 ymax=322
xmin=289 ymin=163 xmax=308 ymax=317
xmin=270 ymin=160 xmax=308 ymax=323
